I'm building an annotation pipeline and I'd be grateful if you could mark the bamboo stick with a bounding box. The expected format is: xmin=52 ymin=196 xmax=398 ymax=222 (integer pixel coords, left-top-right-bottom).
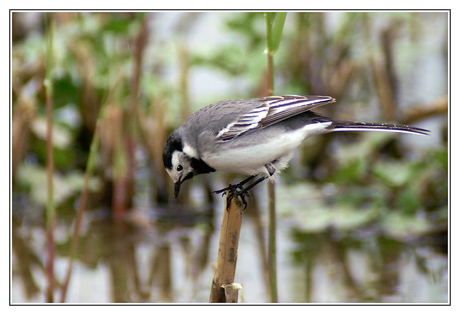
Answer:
xmin=209 ymin=194 xmax=244 ymax=303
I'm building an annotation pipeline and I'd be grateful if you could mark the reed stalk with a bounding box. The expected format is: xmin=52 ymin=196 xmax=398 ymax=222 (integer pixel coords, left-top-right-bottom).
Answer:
xmin=59 ymin=135 xmax=99 ymax=302
xmin=44 ymin=13 xmax=55 ymax=303
xmin=265 ymin=12 xmax=286 ymax=303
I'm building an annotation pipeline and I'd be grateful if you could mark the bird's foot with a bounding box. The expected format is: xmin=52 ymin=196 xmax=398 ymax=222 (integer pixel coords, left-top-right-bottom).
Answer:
xmin=213 ymin=183 xmax=251 ymax=210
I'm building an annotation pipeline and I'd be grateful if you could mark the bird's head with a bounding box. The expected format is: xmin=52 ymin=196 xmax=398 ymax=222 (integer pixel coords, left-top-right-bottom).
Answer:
xmin=163 ymin=132 xmax=196 ymax=199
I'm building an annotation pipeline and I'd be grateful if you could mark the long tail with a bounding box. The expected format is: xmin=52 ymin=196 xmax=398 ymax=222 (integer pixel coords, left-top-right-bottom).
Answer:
xmin=329 ymin=120 xmax=430 ymax=136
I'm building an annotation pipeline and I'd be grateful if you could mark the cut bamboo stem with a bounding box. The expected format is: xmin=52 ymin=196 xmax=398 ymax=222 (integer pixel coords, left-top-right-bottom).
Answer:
xmin=223 ymin=283 xmax=243 ymax=303
xmin=209 ymin=194 xmax=244 ymax=303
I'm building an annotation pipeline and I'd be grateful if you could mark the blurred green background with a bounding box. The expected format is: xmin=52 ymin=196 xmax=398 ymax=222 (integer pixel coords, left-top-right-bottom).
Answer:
xmin=11 ymin=11 xmax=448 ymax=303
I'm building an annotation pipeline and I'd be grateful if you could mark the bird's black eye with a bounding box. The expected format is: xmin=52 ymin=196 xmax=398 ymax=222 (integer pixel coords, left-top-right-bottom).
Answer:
xmin=176 ymin=165 xmax=183 ymax=172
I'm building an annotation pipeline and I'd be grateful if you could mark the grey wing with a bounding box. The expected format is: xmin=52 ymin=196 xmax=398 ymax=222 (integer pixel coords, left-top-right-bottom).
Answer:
xmin=216 ymin=95 xmax=335 ymax=141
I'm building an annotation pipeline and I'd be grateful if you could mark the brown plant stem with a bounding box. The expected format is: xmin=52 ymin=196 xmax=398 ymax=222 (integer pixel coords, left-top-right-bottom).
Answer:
xmin=266 ymin=12 xmax=278 ymax=303
xmin=59 ymin=170 xmax=92 ymax=302
xmin=209 ymin=195 xmax=244 ymax=303
xmin=60 ymin=117 xmax=102 ymax=302
xmin=267 ymin=180 xmax=277 ymax=302
xmin=45 ymin=90 xmax=55 ymax=303
xmin=44 ymin=13 xmax=55 ymax=303
xmin=403 ymin=95 xmax=448 ymax=124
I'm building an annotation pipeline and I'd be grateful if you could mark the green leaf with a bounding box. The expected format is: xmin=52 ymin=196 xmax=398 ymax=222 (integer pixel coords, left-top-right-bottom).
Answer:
xmin=330 ymin=159 xmax=367 ymax=184
xmin=86 ymin=132 xmax=101 ymax=174
xmin=270 ymin=12 xmax=287 ymax=53
xmin=102 ymin=15 xmax=133 ymax=34
xmin=266 ymin=12 xmax=287 ymax=54
xmin=373 ymin=160 xmax=412 ymax=188
xmin=52 ymin=74 xmax=82 ymax=109
xmin=397 ymin=187 xmax=421 ymax=215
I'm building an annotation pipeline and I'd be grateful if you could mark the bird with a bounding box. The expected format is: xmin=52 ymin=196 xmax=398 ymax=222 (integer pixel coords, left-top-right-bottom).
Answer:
xmin=163 ymin=95 xmax=430 ymax=205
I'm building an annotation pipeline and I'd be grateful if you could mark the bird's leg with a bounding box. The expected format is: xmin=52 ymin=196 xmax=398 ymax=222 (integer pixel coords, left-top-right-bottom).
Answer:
xmin=226 ymin=176 xmax=270 ymax=210
xmin=264 ymin=162 xmax=276 ymax=176
xmin=213 ymin=175 xmax=257 ymax=195
xmin=213 ymin=175 xmax=260 ymax=210
xmin=213 ymin=163 xmax=276 ymax=209
xmin=238 ymin=175 xmax=266 ymax=192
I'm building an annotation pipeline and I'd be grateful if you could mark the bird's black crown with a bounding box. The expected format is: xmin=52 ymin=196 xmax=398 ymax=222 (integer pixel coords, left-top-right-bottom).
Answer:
xmin=163 ymin=132 xmax=183 ymax=170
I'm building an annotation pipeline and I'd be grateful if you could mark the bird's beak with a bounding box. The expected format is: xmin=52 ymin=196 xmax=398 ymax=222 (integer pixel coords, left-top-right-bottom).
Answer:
xmin=174 ymin=181 xmax=181 ymax=200
xmin=173 ymin=172 xmax=193 ymax=200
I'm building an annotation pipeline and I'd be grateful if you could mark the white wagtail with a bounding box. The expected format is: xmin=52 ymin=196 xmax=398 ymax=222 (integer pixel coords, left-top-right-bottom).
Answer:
xmin=163 ymin=95 xmax=429 ymax=203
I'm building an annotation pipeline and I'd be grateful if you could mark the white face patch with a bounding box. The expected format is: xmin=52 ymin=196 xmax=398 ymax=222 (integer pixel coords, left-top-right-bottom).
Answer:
xmin=171 ymin=151 xmax=180 ymax=168
xmin=167 ymin=151 xmax=182 ymax=183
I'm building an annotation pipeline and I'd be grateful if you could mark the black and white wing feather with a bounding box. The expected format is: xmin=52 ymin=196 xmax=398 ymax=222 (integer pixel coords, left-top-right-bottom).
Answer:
xmin=329 ymin=120 xmax=430 ymax=135
xmin=216 ymin=95 xmax=335 ymax=141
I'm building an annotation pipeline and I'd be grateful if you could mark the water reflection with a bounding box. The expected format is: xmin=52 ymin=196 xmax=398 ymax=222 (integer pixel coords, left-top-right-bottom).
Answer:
xmin=75 ymin=205 xmax=216 ymax=303
xmin=289 ymin=228 xmax=447 ymax=303
xmin=12 ymin=183 xmax=448 ymax=303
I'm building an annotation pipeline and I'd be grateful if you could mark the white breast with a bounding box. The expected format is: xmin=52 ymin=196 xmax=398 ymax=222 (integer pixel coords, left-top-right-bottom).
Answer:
xmin=202 ymin=121 xmax=332 ymax=176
